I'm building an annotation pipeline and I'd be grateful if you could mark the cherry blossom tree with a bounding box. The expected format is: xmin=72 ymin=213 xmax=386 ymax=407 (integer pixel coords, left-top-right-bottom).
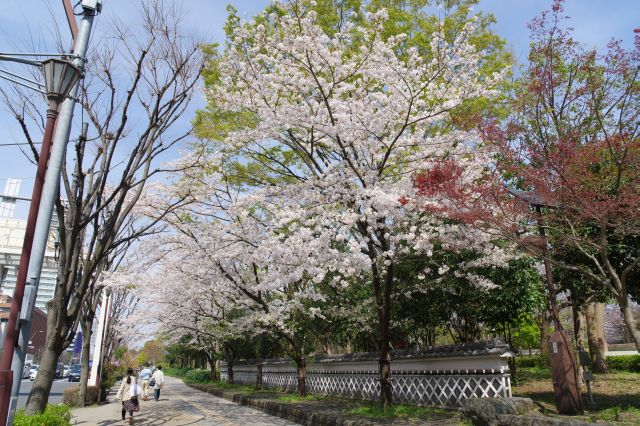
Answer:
xmin=136 ymin=164 xmax=361 ymax=395
xmin=196 ymin=0 xmax=510 ymax=407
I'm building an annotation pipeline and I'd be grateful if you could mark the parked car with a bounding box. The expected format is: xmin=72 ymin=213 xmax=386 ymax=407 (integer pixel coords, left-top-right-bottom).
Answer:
xmin=63 ymin=365 xmax=70 ymax=377
xmin=22 ymin=365 xmax=30 ymax=379
xmin=55 ymin=362 xmax=64 ymax=379
xmin=29 ymin=365 xmax=38 ymax=381
xmin=68 ymin=364 xmax=81 ymax=382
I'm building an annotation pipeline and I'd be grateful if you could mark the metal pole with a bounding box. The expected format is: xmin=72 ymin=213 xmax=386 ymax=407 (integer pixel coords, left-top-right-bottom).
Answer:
xmin=4 ymin=3 xmax=98 ymax=422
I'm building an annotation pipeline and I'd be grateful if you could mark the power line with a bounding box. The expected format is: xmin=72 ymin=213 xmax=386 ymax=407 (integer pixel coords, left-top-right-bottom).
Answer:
xmin=0 ymin=142 xmax=43 ymax=147
xmin=0 ymin=177 xmax=35 ymax=180
xmin=0 ymin=137 xmax=87 ymax=147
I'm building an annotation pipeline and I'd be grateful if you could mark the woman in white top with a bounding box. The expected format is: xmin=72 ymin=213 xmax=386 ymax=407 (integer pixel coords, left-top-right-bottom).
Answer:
xmin=115 ymin=368 xmax=140 ymax=424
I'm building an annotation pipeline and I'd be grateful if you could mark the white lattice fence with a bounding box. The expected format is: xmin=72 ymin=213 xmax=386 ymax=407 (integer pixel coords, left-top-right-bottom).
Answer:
xmin=392 ymin=372 xmax=511 ymax=407
xmin=220 ymin=340 xmax=513 ymax=408
xmin=262 ymin=369 xmax=297 ymax=392
xmin=222 ymin=367 xmax=511 ymax=407
xmin=223 ymin=368 xmax=256 ymax=385
xmin=306 ymin=372 xmax=379 ymax=400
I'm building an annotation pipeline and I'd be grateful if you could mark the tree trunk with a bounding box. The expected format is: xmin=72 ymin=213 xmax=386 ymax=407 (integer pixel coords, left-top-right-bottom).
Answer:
xmin=570 ymin=302 xmax=585 ymax=386
xmin=205 ymin=352 xmax=219 ymax=381
xmin=214 ymin=359 xmax=221 ymax=381
xmin=295 ymin=356 xmax=306 ymax=397
xmin=619 ymin=298 xmax=640 ymax=352
xmin=25 ymin=296 xmax=72 ymax=415
xmin=593 ymin=303 xmax=608 ymax=355
xmin=208 ymin=356 xmax=215 ymax=381
xmin=256 ymin=360 xmax=263 ymax=390
xmin=256 ymin=333 xmax=266 ymax=390
xmin=577 ymin=310 xmax=588 ymax=348
xmin=539 ymin=312 xmax=551 ymax=355
xmin=377 ymin=263 xmax=393 ymax=409
xmin=378 ymin=349 xmax=392 ymax=409
xmin=25 ymin=340 xmax=60 ymax=414
xmin=571 ymin=301 xmax=582 ymax=343
xmin=586 ymin=303 xmax=608 ymax=373
xmin=78 ymin=319 xmax=93 ymax=407
xmin=227 ymin=359 xmax=234 ymax=384
xmin=224 ymin=345 xmax=235 ymax=384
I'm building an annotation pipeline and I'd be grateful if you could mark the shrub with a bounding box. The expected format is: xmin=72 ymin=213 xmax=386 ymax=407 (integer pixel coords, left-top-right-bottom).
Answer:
xmin=100 ymin=375 xmax=115 ymax=391
xmin=606 ymin=355 xmax=640 ymax=372
xmin=515 ymin=354 xmax=549 ymax=369
xmin=61 ymin=385 xmax=99 ymax=407
xmin=14 ymin=404 xmax=72 ymax=426
xmin=184 ymin=368 xmax=213 ymax=384
xmin=164 ymin=367 xmax=189 ymax=378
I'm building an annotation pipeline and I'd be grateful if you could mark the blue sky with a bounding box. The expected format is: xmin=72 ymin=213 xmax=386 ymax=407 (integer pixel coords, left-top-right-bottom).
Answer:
xmin=0 ymin=0 xmax=638 ymax=218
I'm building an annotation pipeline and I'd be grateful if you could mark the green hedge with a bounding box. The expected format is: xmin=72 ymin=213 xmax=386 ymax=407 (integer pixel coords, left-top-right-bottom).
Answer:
xmin=14 ymin=404 xmax=71 ymax=426
xmin=606 ymin=355 xmax=640 ymax=372
xmin=184 ymin=368 xmax=213 ymax=384
xmin=164 ymin=367 xmax=190 ymax=378
xmin=515 ymin=354 xmax=640 ymax=373
xmin=514 ymin=354 xmax=549 ymax=369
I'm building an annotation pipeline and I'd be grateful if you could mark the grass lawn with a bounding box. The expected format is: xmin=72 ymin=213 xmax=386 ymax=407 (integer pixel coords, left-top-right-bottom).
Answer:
xmin=513 ymin=367 xmax=640 ymax=424
xmin=347 ymin=403 xmax=457 ymax=419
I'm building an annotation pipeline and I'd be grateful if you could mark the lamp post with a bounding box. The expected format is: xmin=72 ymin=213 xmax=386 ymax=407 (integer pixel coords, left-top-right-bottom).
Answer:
xmin=0 ymin=3 xmax=99 ymax=422
xmin=0 ymin=58 xmax=80 ymax=423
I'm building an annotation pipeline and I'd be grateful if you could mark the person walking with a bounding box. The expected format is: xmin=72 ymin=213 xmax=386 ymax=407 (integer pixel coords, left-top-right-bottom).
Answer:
xmin=116 ymin=368 xmax=141 ymax=424
xmin=139 ymin=365 xmax=152 ymax=401
xmin=150 ymin=365 xmax=165 ymax=401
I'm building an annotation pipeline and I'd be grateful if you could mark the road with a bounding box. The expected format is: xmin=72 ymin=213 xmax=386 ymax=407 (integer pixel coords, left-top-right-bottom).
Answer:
xmin=71 ymin=376 xmax=298 ymax=425
xmin=18 ymin=378 xmax=78 ymax=408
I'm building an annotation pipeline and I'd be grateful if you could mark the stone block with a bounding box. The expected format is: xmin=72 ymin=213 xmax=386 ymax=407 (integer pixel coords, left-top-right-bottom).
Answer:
xmin=496 ymin=414 xmax=594 ymax=425
xmin=461 ymin=398 xmax=520 ymax=425
xmin=503 ymin=397 xmax=535 ymax=415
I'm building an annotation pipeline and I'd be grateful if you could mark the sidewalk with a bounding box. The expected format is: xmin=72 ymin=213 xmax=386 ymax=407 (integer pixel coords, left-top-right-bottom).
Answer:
xmin=181 ymin=382 xmax=460 ymax=425
xmin=71 ymin=376 xmax=297 ymax=425
xmin=72 ymin=376 xmax=461 ymax=426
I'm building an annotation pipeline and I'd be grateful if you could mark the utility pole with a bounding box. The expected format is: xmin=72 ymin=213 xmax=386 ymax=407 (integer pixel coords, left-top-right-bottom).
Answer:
xmin=1 ymin=1 xmax=101 ymax=423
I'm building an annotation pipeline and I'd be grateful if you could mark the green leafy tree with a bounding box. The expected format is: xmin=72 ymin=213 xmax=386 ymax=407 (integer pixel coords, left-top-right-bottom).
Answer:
xmin=136 ymin=340 xmax=166 ymax=366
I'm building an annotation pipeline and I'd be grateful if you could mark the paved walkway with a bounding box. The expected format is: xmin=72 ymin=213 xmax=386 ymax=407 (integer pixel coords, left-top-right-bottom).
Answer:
xmin=71 ymin=376 xmax=298 ymax=425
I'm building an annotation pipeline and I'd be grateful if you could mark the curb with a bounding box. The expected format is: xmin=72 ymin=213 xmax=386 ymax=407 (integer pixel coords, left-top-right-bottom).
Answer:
xmin=187 ymin=383 xmax=376 ymax=426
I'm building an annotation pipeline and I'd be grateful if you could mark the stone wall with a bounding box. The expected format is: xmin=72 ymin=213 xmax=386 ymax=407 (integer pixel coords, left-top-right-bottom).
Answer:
xmin=221 ymin=339 xmax=513 ymax=408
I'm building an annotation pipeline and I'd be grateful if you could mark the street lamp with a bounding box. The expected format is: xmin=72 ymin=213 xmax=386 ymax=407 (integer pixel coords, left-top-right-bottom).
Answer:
xmin=41 ymin=58 xmax=81 ymax=115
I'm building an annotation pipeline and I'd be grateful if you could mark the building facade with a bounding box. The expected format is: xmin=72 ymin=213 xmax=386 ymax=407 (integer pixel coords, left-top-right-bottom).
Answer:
xmin=0 ymin=217 xmax=59 ymax=310
xmin=0 ymin=295 xmax=48 ymax=366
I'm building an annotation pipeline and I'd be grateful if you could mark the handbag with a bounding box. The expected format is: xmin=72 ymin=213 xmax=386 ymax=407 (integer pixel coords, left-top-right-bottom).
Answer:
xmin=130 ymin=380 xmax=143 ymax=398
xmin=149 ymin=378 xmax=156 ymax=387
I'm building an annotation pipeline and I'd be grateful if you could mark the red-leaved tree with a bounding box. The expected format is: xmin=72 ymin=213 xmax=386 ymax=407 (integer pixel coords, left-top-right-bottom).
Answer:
xmin=416 ymin=1 xmax=640 ymax=349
